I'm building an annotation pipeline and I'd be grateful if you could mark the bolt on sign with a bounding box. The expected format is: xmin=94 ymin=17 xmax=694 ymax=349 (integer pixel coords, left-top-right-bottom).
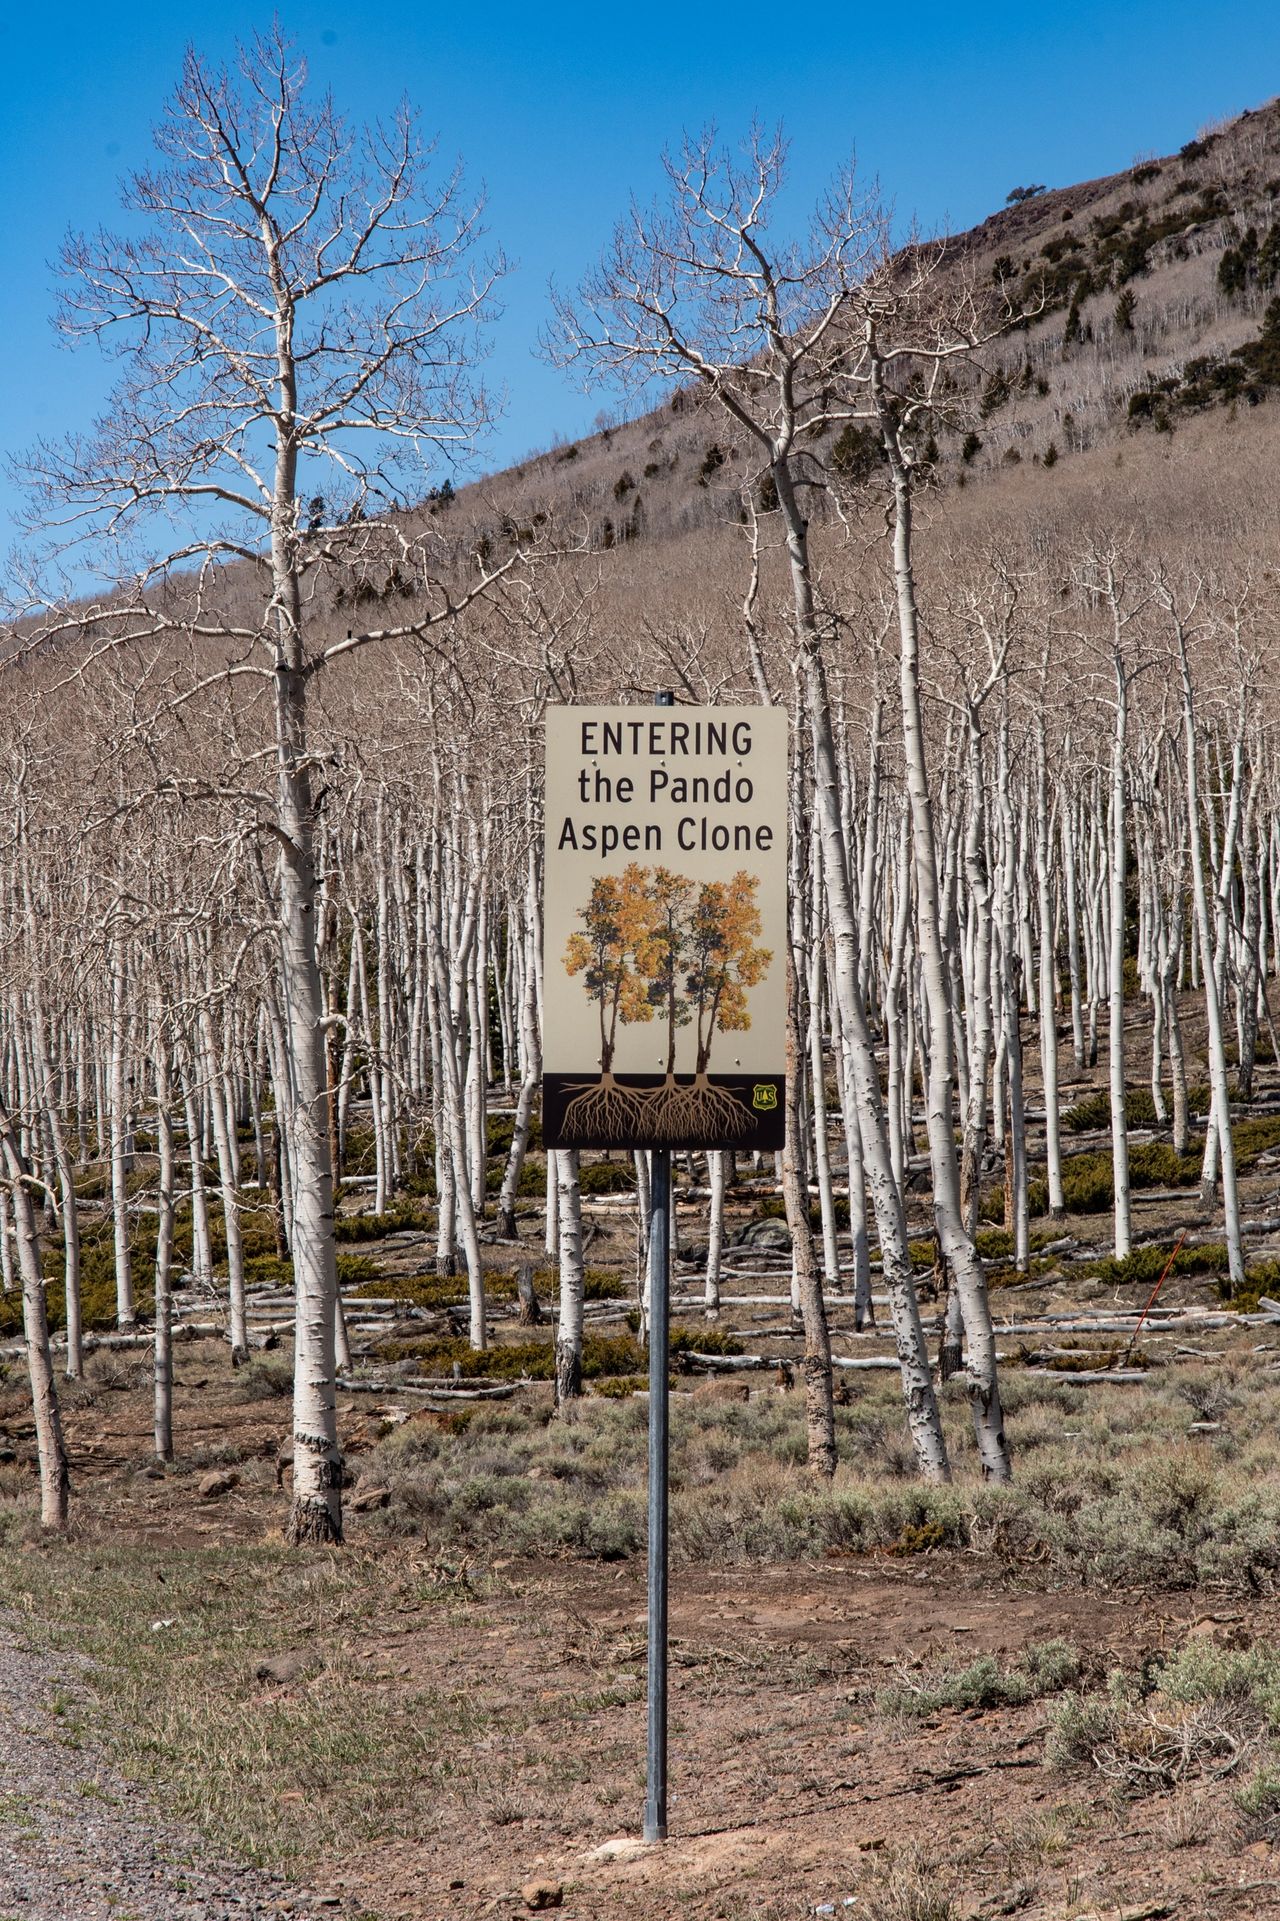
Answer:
xmin=542 ymin=705 xmax=788 ymax=1151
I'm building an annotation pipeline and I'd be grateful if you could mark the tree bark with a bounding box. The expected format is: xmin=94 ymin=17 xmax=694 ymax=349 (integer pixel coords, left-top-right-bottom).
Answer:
xmin=877 ymin=403 xmax=1010 ymax=1481
xmin=0 ymin=1101 xmax=70 ymax=1529
xmin=555 ymin=1148 xmax=584 ymax=1404
xmin=781 ymin=956 xmax=836 ymax=1478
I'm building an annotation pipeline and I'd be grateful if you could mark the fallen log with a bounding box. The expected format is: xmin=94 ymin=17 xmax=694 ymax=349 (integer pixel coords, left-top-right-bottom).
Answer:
xmin=336 ymin=1376 xmax=518 ymax=1401
xmin=688 ymin=1349 xmax=912 ymax=1374
xmin=1017 ymin=1368 xmax=1150 ymax=1384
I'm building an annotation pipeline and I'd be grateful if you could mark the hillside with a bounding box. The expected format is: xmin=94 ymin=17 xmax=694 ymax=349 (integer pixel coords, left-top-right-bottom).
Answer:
xmin=434 ymin=97 xmax=1280 ymax=582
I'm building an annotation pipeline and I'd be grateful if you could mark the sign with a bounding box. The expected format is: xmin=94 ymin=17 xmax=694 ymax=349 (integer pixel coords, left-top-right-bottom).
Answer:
xmin=542 ymin=705 xmax=788 ymax=1150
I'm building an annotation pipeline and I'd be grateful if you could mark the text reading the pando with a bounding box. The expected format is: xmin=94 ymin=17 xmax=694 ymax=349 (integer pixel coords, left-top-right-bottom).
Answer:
xmin=557 ymin=716 xmax=776 ymax=857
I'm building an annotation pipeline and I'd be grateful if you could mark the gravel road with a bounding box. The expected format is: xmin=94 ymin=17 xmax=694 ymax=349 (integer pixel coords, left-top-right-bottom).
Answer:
xmin=0 ymin=1628 xmax=353 ymax=1921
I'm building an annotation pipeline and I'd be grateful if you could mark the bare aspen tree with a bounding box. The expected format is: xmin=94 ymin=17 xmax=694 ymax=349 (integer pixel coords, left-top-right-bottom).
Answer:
xmin=555 ymin=1148 xmax=585 ymax=1404
xmin=12 ymin=748 xmax=84 ymax=1377
xmin=862 ymin=278 xmax=1012 ymax=1476
xmin=1033 ymin=655 xmax=1067 ymax=1221
xmin=153 ymin=1030 xmax=177 ymax=1464
xmin=1162 ymin=576 xmax=1245 ymax=1289
xmin=1077 ymin=548 xmax=1147 ymax=1262
xmin=552 ymin=127 xmax=951 ymax=1482
xmin=0 ymin=1093 xmax=70 ymax=1529
xmin=20 ymin=31 xmax=512 ymax=1542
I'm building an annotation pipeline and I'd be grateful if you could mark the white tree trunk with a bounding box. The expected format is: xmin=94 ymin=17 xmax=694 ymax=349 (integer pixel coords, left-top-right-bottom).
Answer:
xmin=154 ymin=1048 xmax=175 ymax=1465
xmin=0 ymin=1102 xmax=70 ymax=1529
xmin=555 ymin=1148 xmax=584 ymax=1404
xmin=881 ymin=438 xmax=1010 ymax=1481
xmin=1108 ymin=669 xmax=1132 ymax=1260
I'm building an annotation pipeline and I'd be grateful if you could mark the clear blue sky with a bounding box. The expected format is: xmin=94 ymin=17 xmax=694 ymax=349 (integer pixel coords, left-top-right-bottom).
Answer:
xmin=2 ymin=1 xmax=1277 ymax=536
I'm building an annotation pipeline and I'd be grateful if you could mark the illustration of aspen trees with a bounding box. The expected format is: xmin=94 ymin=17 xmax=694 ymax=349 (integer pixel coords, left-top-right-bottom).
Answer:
xmin=636 ymin=867 xmax=696 ymax=1123
xmin=561 ymin=863 xmax=654 ymax=1139
xmin=652 ymin=870 xmax=770 ymax=1138
xmin=562 ymin=864 xmax=773 ymax=1141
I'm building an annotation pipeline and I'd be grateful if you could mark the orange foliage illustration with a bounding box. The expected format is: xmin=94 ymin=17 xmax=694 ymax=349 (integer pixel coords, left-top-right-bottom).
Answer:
xmin=560 ymin=866 xmax=771 ymax=1142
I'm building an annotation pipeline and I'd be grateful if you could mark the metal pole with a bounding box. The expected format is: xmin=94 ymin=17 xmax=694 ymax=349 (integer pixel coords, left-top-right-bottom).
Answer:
xmin=644 ymin=1143 xmax=670 ymax=1843
xmin=644 ymin=685 xmax=674 ymax=1847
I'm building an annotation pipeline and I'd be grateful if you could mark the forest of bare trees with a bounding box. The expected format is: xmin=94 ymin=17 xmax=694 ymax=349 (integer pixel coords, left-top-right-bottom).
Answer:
xmin=4 ymin=35 xmax=1280 ymax=1565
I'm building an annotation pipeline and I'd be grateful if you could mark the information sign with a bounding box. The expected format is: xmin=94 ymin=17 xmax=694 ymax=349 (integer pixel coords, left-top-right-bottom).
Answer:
xmin=542 ymin=704 xmax=788 ymax=1151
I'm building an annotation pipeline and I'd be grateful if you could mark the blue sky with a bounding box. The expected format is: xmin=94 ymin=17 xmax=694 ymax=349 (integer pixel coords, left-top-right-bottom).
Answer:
xmin=2 ymin=2 xmax=1277 ymax=536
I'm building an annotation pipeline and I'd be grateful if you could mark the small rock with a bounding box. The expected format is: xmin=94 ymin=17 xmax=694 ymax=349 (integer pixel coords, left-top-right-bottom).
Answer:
xmin=198 ymin=1469 xmax=239 ymax=1499
xmin=583 ymin=1837 xmax=651 ymax=1864
xmin=254 ymin=1650 xmax=316 ymax=1686
xmin=744 ymin=1219 xmax=791 ymax=1249
xmin=522 ymin=1880 xmax=563 ymax=1911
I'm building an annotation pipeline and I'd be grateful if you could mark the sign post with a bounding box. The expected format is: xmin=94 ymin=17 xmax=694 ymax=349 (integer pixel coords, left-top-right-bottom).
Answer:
xmin=542 ymin=697 xmax=787 ymax=1842
xmin=644 ymin=689 xmax=673 ymax=1846
xmin=645 ymin=1132 xmax=670 ymax=1842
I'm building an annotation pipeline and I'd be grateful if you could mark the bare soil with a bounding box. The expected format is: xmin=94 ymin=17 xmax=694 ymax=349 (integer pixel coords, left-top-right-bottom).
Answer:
xmin=2 ymin=1338 xmax=1279 ymax=1921
xmin=4 ymin=994 xmax=1280 ymax=1918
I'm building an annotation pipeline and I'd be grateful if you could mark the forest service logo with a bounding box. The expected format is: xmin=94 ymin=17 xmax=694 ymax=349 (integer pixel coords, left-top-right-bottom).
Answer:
xmin=752 ymin=1084 xmax=778 ymax=1110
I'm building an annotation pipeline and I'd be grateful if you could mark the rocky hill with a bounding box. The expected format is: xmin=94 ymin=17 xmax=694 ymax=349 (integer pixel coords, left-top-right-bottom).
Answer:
xmin=433 ymin=98 xmax=1280 ymax=580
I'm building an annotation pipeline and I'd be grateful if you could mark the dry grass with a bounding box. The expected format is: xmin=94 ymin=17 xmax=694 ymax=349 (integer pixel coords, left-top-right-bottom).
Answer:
xmin=1047 ymin=1639 xmax=1280 ymax=1814
xmin=0 ymin=1543 xmax=523 ymax=1869
xmin=335 ymin=1358 xmax=1280 ymax=1590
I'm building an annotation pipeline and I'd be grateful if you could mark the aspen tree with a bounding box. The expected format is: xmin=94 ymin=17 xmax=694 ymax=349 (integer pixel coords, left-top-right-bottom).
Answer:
xmin=555 ymin=1149 xmax=585 ymax=1403
xmin=1077 ymin=548 xmax=1148 ymax=1262
xmin=551 ymin=131 xmax=980 ymax=1478
xmin=1162 ymin=577 xmax=1245 ymax=1290
xmin=868 ymin=340 xmax=1011 ymax=1476
xmin=153 ymin=1035 xmax=177 ymax=1464
xmin=13 ymin=760 xmax=83 ymax=1378
xmin=21 ymin=31 xmax=513 ymax=1542
xmin=0 ymin=1092 xmax=70 ymax=1529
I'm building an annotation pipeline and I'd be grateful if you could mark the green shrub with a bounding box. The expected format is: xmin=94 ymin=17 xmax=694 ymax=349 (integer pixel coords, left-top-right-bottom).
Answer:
xmin=1238 ymin=1766 xmax=1280 ymax=1830
xmin=578 ymin=1160 xmax=636 ymax=1195
xmin=1081 ymin=1242 xmax=1230 ymax=1287
xmin=593 ymin=1375 xmax=649 ymax=1399
xmin=235 ymin=1357 xmax=294 ymax=1401
xmin=831 ymin=423 xmax=886 ymax=484
xmin=698 ymin=443 xmax=726 ymax=482
xmin=335 ymin=1202 xmax=431 ymax=1242
xmin=371 ymin=1330 xmax=648 ymax=1382
xmin=1049 ymin=1639 xmax=1280 ymax=1790
xmin=670 ymin=1326 xmax=742 ymax=1358
xmin=484 ymin=1159 xmax=544 ymax=1195
xmin=878 ymin=1638 xmax=1081 ymax=1717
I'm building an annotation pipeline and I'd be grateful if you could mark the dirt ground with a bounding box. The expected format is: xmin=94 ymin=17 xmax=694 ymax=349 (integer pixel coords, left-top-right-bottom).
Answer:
xmin=0 ymin=1335 xmax=1274 ymax=1921
xmin=5 ymin=995 xmax=1280 ymax=1919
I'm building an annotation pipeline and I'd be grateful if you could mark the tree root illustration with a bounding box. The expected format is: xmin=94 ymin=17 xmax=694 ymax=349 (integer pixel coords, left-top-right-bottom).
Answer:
xmin=559 ymin=1074 xmax=647 ymax=1144
xmin=641 ymin=1074 xmax=752 ymax=1143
